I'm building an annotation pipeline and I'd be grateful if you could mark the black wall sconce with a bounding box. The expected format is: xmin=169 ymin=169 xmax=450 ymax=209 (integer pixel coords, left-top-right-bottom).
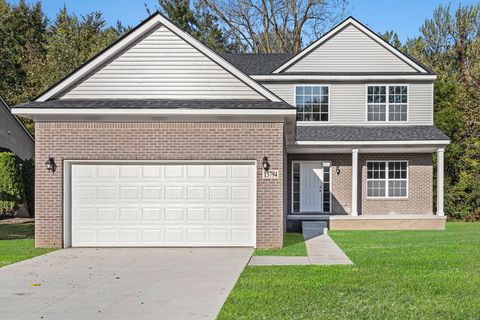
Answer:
xmin=262 ymin=156 xmax=270 ymax=171
xmin=45 ymin=156 xmax=57 ymax=173
xmin=336 ymin=165 xmax=341 ymax=175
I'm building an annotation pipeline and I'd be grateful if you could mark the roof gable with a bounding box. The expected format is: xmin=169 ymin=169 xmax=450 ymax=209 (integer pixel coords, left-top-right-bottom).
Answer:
xmin=274 ymin=17 xmax=429 ymax=74
xmin=37 ymin=13 xmax=280 ymax=102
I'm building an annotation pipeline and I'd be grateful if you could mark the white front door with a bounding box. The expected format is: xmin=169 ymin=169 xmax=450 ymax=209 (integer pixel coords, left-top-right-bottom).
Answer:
xmin=300 ymin=162 xmax=323 ymax=212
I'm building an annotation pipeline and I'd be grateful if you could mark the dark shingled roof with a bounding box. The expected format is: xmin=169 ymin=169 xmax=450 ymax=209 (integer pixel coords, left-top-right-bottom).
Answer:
xmin=222 ymin=53 xmax=296 ymax=75
xmin=16 ymin=99 xmax=294 ymax=109
xmin=296 ymin=126 xmax=449 ymax=141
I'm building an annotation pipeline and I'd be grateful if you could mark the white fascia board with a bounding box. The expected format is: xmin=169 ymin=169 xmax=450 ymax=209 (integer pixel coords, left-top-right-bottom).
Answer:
xmin=273 ymin=17 xmax=428 ymax=74
xmin=37 ymin=13 xmax=281 ymax=103
xmin=295 ymin=140 xmax=450 ymax=146
xmin=252 ymin=74 xmax=437 ymax=81
xmin=11 ymin=108 xmax=296 ymax=117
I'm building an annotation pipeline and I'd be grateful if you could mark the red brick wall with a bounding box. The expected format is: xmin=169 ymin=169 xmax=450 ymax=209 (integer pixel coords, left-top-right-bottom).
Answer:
xmin=35 ymin=122 xmax=284 ymax=248
xmin=287 ymin=153 xmax=433 ymax=215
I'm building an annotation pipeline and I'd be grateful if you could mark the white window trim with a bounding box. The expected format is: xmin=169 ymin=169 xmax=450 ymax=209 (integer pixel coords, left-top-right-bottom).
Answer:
xmin=365 ymin=84 xmax=409 ymax=123
xmin=366 ymin=160 xmax=409 ymax=199
xmin=293 ymin=84 xmax=331 ymax=124
xmin=291 ymin=161 xmax=332 ymax=213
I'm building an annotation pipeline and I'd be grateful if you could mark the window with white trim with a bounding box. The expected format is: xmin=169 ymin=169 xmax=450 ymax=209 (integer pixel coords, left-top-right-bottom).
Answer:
xmin=295 ymin=86 xmax=329 ymax=122
xmin=367 ymin=161 xmax=408 ymax=198
xmin=367 ymin=85 xmax=407 ymax=122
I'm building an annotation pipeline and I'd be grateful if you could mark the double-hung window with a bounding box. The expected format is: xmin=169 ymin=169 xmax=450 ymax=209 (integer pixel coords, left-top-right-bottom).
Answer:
xmin=295 ymin=85 xmax=329 ymax=122
xmin=366 ymin=161 xmax=408 ymax=198
xmin=367 ymin=85 xmax=408 ymax=122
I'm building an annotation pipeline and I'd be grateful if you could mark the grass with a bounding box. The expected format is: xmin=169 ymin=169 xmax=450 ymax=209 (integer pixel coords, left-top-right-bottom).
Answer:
xmin=254 ymin=233 xmax=307 ymax=256
xmin=218 ymin=222 xmax=480 ymax=320
xmin=0 ymin=222 xmax=56 ymax=268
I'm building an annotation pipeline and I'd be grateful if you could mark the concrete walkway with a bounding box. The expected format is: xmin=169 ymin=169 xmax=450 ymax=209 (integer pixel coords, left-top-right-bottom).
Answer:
xmin=249 ymin=234 xmax=352 ymax=266
xmin=0 ymin=247 xmax=252 ymax=320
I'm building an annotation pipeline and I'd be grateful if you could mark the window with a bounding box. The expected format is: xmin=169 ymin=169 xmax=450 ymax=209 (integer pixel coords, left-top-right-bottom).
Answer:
xmin=292 ymin=163 xmax=300 ymax=212
xmin=295 ymin=86 xmax=329 ymax=122
xmin=367 ymin=85 xmax=407 ymax=122
xmin=367 ymin=161 xmax=408 ymax=198
xmin=323 ymin=165 xmax=331 ymax=212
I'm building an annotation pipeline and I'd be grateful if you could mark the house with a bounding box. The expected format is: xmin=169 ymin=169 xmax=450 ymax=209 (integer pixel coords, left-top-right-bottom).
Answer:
xmin=12 ymin=14 xmax=449 ymax=249
xmin=0 ymin=96 xmax=34 ymax=161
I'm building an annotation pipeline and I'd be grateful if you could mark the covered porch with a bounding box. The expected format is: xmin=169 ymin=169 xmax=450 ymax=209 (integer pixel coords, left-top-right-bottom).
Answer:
xmin=286 ymin=126 xmax=450 ymax=231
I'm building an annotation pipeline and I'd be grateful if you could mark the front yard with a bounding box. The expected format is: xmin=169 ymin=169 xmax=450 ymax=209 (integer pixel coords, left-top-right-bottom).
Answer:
xmin=0 ymin=221 xmax=56 ymax=268
xmin=218 ymin=222 xmax=480 ymax=319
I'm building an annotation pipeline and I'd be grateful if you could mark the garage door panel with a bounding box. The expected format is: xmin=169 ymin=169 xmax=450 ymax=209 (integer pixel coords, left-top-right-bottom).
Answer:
xmin=71 ymin=163 xmax=255 ymax=247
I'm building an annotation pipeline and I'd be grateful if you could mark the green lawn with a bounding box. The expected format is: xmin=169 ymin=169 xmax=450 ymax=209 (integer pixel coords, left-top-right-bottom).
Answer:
xmin=254 ymin=233 xmax=307 ymax=256
xmin=0 ymin=222 xmax=56 ymax=268
xmin=218 ymin=222 xmax=480 ymax=320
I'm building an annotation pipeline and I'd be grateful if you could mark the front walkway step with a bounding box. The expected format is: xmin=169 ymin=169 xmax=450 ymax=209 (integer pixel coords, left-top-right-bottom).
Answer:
xmin=302 ymin=221 xmax=328 ymax=240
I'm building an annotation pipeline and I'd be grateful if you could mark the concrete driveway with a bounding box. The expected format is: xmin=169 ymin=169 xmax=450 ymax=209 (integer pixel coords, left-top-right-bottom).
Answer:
xmin=0 ymin=248 xmax=252 ymax=320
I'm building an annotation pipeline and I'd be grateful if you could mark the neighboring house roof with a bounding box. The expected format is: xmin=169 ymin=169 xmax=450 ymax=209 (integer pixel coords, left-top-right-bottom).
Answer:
xmin=221 ymin=53 xmax=296 ymax=75
xmin=273 ymin=16 xmax=434 ymax=75
xmin=17 ymin=99 xmax=293 ymax=109
xmin=296 ymin=126 xmax=449 ymax=142
xmin=34 ymin=12 xmax=281 ymax=102
xmin=0 ymin=96 xmax=35 ymax=160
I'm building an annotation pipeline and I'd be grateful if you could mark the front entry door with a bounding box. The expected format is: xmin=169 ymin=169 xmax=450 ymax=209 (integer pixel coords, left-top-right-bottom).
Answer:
xmin=300 ymin=162 xmax=323 ymax=212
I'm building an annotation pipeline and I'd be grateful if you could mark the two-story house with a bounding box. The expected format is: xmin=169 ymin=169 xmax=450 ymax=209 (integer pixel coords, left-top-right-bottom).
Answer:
xmin=12 ymin=14 xmax=449 ymax=249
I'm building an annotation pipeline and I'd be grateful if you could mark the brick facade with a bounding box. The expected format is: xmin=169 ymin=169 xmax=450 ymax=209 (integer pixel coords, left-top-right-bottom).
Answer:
xmin=287 ymin=153 xmax=433 ymax=215
xmin=35 ymin=122 xmax=284 ymax=248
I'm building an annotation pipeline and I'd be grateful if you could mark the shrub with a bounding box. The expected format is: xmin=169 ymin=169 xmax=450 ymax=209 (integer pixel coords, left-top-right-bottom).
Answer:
xmin=22 ymin=158 xmax=35 ymax=217
xmin=0 ymin=152 xmax=24 ymax=216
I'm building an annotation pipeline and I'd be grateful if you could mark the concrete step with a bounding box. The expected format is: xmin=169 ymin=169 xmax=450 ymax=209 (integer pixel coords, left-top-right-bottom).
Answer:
xmin=302 ymin=221 xmax=328 ymax=240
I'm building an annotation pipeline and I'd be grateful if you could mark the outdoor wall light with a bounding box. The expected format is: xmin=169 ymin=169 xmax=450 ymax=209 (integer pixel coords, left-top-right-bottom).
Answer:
xmin=262 ymin=156 xmax=270 ymax=171
xmin=336 ymin=166 xmax=341 ymax=175
xmin=45 ymin=156 xmax=57 ymax=173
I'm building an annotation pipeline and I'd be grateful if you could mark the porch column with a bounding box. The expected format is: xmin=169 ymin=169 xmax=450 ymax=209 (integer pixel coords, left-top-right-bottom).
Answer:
xmin=437 ymin=148 xmax=445 ymax=216
xmin=351 ymin=149 xmax=359 ymax=216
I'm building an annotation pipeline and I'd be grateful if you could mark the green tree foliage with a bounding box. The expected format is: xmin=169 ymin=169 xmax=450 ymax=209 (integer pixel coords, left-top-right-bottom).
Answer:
xmin=392 ymin=3 xmax=480 ymax=220
xmin=152 ymin=0 xmax=238 ymax=53
xmin=0 ymin=152 xmax=24 ymax=215
xmin=21 ymin=158 xmax=35 ymax=217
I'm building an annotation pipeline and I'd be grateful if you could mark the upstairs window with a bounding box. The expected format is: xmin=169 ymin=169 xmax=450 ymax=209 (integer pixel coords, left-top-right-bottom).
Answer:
xmin=295 ymin=86 xmax=329 ymax=122
xmin=367 ymin=85 xmax=408 ymax=122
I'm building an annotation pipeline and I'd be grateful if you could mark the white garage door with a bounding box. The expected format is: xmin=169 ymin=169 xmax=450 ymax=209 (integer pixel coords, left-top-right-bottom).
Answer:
xmin=70 ymin=162 xmax=256 ymax=247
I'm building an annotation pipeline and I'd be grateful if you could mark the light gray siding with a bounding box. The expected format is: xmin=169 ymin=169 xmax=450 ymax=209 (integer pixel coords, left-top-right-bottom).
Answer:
xmin=61 ymin=25 xmax=264 ymax=100
xmin=262 ymin=82 xmax=433 ymax=125
xmin=0 ymin=101 xmax=34 ymax=160
xmin=286 ymin=25 xmax=417 ymax=73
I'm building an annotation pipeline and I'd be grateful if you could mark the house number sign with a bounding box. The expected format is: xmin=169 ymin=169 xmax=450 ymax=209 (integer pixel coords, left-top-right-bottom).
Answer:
xmin=263 ymin=169 xmax=279 ymax=179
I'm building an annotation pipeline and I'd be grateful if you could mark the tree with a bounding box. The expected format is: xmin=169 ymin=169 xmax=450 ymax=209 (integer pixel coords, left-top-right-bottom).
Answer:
xmin=151 ymin=0 xmax=238 ymax=53
xmin=199 ymin=0 xmax=348 ymax=53
xmin=379 ymin=30 xmax=402 ymax=49
xmin=0 ymin=152 xmax=24 ymax=216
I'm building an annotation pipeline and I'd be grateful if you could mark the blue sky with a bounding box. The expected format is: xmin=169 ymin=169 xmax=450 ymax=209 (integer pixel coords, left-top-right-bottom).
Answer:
xmin=8 ymin=0 xmax=480 ymax=42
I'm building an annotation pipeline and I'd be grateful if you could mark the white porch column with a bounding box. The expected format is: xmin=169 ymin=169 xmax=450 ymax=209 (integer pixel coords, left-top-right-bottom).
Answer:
xmin=437 ymin=148 xmax=445 ymax=216
xmin=351 ymin=149 xmax=359 ymax=216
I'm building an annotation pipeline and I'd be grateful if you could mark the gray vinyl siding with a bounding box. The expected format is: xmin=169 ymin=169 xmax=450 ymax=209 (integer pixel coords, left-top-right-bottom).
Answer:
xmin=262 ymin=82 xmax=433 ymax=125
xmin=0 ymin=102 xmax=34 ymax=160
xmin=61 ymin=25 xmax=264 ymax=100
xmin=286 ymin=25 xmax=417 ymax=73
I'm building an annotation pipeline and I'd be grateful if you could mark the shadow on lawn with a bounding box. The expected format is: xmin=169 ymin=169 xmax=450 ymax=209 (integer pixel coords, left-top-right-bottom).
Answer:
xmin=0 ymin=222 xmax=34 ymax=240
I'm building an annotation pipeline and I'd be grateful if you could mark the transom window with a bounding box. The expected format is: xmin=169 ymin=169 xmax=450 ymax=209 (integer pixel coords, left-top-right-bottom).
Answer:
xmin=367 ymin=85 xmax=407 ymax=122
xmin=295 ymin=86 xmax=329 ymax=122
xmin=367 ymin=161 xmax=408 ymax=198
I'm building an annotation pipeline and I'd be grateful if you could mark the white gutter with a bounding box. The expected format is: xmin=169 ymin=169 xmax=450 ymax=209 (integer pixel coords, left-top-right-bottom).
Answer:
xmin=252 ymin=74 xmax=437 ymax=81
xmin=295 ymin=140 xmax=450 ymax=146
xmin=12 ymin=108 xmax=297 ymax=117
